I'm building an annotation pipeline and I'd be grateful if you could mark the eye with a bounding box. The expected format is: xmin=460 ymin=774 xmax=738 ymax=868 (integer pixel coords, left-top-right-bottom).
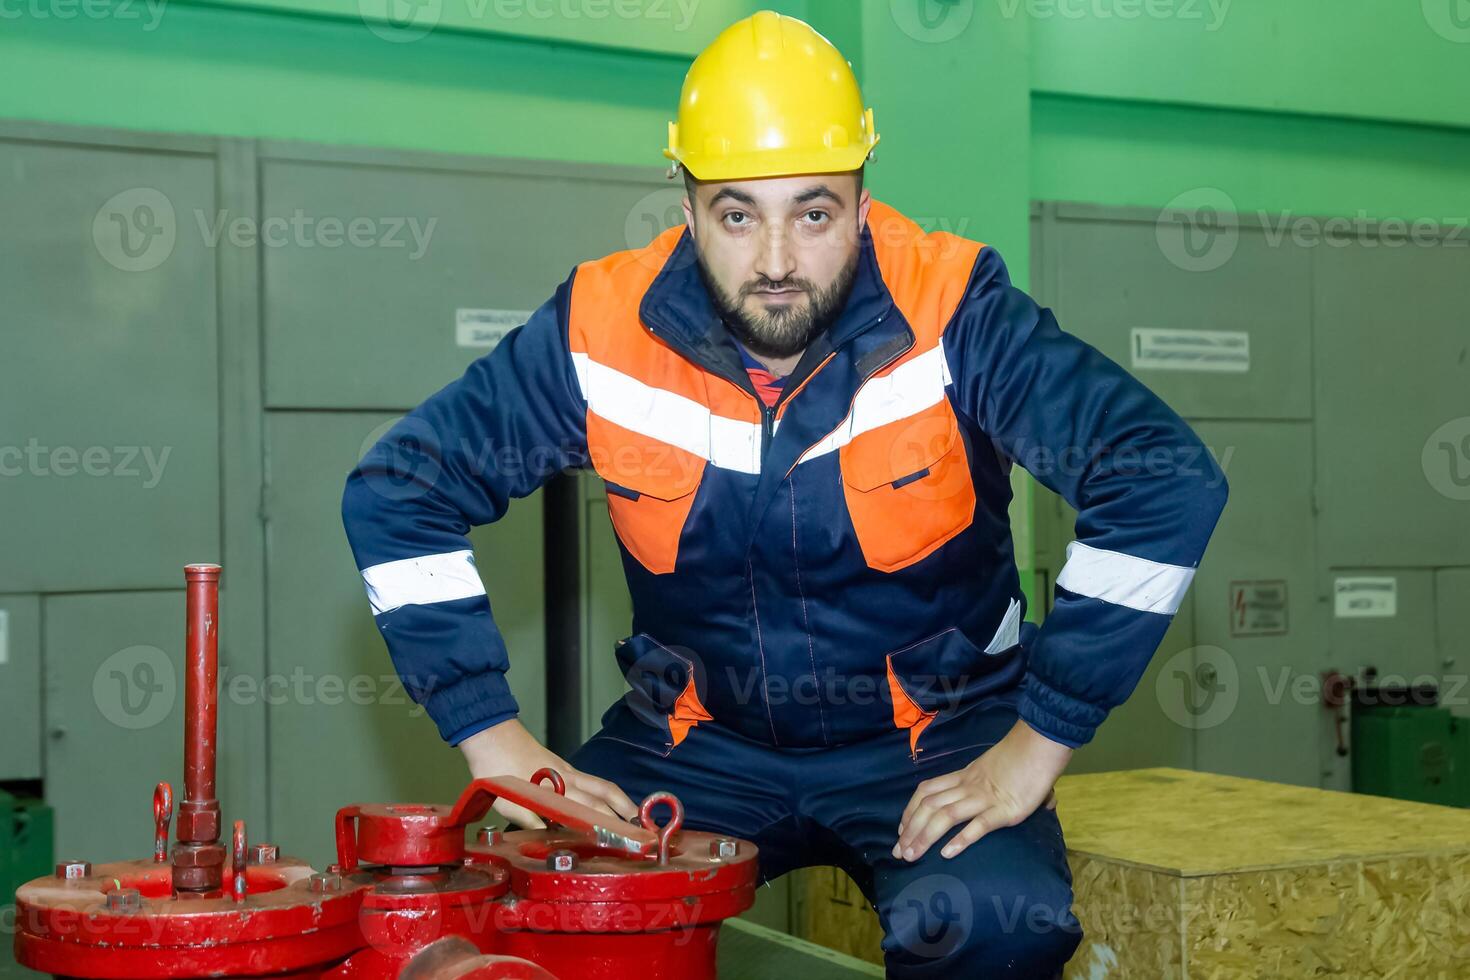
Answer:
xmin=722 ymin=211 xmax=751 ymax=228
xmin=801 ymin=209 xmax=830 ymax=226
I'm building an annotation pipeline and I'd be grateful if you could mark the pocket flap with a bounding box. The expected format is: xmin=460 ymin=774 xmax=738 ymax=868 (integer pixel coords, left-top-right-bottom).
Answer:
xmin=588 ymin=413 xmax=705 ymax=502
xmin=839 ymin=401 xmax=958 ymax=493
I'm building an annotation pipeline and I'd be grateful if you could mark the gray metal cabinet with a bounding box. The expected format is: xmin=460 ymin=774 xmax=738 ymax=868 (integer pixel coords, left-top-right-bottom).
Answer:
xmin=259 ymin=146 xmax=676 ymax=411
xmin=263 ymin=411 xmax=546 ymax=865
xmin=1313 ymin=240 xmax=1470 ymax=570
xmin=0 ymin=130 xmax=220 ymax=593
xmin=1190 ymin=422 xmax=1323 ymax=787
xmin=0 ymin=595 xmax=42 ymax=780
xmin=42 ymin=591 xmax=188 ymax=861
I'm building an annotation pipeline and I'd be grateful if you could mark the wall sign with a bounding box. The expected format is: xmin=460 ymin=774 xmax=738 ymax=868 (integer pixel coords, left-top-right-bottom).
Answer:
xmin=1230 ymin=580 xmax=1288 ymax=637
xmin=456 ymin=308 xmax=531 ymax=350
xmin=1131 ymin=328 xmax=1250 ymax=373
xmin=1333 ymin=576 xmax=1398 ymax=618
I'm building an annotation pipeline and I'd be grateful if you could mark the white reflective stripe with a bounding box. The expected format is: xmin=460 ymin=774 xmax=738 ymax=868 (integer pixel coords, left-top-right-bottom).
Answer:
xmin=362 ymin=550 xmax=485 ymax=616
xmin=571 ymin=352 xmax=762 ymax=475
xmin=984 ymin=597 xmax=1022 ymax=654
xmin=1056 ymin=541 xmax=1195 ymax=615
xmin=796 ymin=344 xmax=950 ymax=465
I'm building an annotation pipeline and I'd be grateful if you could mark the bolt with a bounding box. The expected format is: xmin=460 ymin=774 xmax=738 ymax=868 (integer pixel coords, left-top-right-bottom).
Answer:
xmin=547 ymin=850 xmax=577 ymax=872
xmin=249 ymin=844 xmax=279 ymax=865
xmin=308 ymin=872 xmax=344 ymax=895
xmin=476 ymin=827 xmax=502 ymax=846
xmin=105 ymin=889 xmax=143 ymax=914
xmin=55 ymin=861 xmax=92 ymax=880
xmin=710 ymin=838 xmax=739 ymax=861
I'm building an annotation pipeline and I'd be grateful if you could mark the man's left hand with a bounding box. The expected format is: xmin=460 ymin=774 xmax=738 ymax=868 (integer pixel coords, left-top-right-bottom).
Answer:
xmin=894 ymin=719 xmax=1073 ymax=862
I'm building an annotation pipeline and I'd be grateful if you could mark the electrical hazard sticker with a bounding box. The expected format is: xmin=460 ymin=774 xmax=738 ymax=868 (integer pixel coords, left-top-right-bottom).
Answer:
xmin=1230 ymin=580 xmax=1288 ymax=637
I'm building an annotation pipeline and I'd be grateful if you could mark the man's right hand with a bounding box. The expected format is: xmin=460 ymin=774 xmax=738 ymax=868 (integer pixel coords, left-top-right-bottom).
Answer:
xmin=458 ymin=718 xmax=638 ymax=829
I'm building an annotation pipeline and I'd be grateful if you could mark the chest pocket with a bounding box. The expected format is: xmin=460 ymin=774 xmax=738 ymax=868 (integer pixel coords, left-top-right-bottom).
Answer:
xmin=839 ymin=399 xmax=976 ymax=573
xmin=589 ymin=413 xmax=705 ymax=575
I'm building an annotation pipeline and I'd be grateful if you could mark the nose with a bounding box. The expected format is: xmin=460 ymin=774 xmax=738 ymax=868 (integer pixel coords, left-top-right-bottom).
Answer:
xmin=753 ymin=224 xmax=796 ymax=285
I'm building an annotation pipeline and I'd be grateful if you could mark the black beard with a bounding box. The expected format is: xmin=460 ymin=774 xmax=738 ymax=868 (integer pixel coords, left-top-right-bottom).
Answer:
xmin=697 ymin=249 xmax=860 ymax=360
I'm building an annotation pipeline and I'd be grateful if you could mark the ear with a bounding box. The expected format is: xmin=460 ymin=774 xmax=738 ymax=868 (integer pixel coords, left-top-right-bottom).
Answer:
xmin=857 ymin=186 xmax=872 ymax=229
xmin=682 ymin=188 xmax=697 ymax=241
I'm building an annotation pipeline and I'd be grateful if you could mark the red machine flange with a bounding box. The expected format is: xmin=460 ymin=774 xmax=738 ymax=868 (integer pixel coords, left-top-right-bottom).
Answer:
xmin=11 ymin=562 xmax=758 ymax=980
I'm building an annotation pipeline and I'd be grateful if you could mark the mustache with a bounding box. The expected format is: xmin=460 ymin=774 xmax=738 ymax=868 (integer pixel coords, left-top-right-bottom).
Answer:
xmin=743 ymin=279 xmax=813 ymax=297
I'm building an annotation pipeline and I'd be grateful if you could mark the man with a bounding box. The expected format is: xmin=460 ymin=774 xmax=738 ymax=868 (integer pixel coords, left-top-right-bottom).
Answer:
xmin=342 ymin=10 xmax=1227 ymax=977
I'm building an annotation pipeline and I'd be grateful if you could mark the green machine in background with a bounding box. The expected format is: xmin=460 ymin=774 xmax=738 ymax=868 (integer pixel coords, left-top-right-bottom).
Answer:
xmin=1 ymin=790 xmax=55 ymax=906
xmin=1352 ymin=699 xmax=1470 ymax=808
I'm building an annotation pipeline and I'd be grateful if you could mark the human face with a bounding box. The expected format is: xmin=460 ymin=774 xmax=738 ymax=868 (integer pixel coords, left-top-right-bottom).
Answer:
xmin=683 ymin=173 xmax=870 ymax=360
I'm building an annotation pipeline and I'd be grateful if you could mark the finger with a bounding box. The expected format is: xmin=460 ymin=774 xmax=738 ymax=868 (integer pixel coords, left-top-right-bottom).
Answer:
xmin=897 ymin=787 xmax=969 ymax=855
xmin=563 ymin=785 xmax=621 ymax=820
xmin=1045 ymin=789 xmax=1058 ymax=811
xmin=492 ymin=797 xmax=546 ymax=830
xmin=940 ymin=810 xmax=998 ymax=859
xmin=578 ymin=775 xmax=639 ymax=820
xmin=903 ymin=795 xmax=989 ymax=862
xmin=900 ymin=772 xmax=963 ymax=830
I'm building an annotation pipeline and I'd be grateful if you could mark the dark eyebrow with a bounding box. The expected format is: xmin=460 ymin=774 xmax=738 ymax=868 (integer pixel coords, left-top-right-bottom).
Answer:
xmin=708 ymin=186 xmax=758 ymax=208
xmin=706 ymin=184 xmax=847 ymax=210
xmin=792 ymin=185 xmax=845 ymax=207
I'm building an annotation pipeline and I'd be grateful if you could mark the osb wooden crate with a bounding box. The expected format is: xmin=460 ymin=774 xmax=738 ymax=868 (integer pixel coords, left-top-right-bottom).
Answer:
xmin=794 ymin=767 xmax=1470 ymax=978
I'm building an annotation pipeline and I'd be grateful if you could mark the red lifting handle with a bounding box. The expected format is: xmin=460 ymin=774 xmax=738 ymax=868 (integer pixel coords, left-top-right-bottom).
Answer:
xmin=153 ymin=782 xmax=173 ymax=864
xmin=334 ymin=774 xmax=669 ymax=873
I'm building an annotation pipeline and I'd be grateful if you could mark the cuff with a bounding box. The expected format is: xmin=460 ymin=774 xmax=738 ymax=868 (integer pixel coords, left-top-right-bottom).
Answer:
xmin=1018 ymin=673 xmax=1108 ymax=749
xmin=423 ymin=670 xmax=519 ymax=743
xmin=448 ymin=709 xmax=519 ymax=747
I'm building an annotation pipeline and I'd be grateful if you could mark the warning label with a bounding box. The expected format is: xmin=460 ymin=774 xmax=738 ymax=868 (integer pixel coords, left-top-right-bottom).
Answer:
xmin=1230 ymin=580 xmax=1288 ymax=637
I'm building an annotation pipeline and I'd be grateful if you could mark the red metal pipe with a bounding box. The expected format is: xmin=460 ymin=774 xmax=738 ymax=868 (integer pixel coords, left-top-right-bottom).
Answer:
xmin=174 ymin=563 xmax=225 ymax=893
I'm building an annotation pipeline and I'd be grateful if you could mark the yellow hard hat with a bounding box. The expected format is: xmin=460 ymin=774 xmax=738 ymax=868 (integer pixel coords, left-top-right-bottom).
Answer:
xmin=664 ymin=10 xmax=878 ymax=182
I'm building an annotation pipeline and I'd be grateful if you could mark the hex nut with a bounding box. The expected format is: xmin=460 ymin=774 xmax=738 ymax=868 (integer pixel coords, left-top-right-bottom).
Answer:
xmin=308 ymin=872 xmax=344 ymax=895
xmin=249 ymin=843 xmax=280 ymax=865
xmin=105 ymin=889 xmax=143 ymax=914
xmin=710 ymin=839 xmax=739 ymax=861
xmin=55 ymin=860 xmax=92 ymax=880
xmin=547 ymin=850 xmax=577 ymax=872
